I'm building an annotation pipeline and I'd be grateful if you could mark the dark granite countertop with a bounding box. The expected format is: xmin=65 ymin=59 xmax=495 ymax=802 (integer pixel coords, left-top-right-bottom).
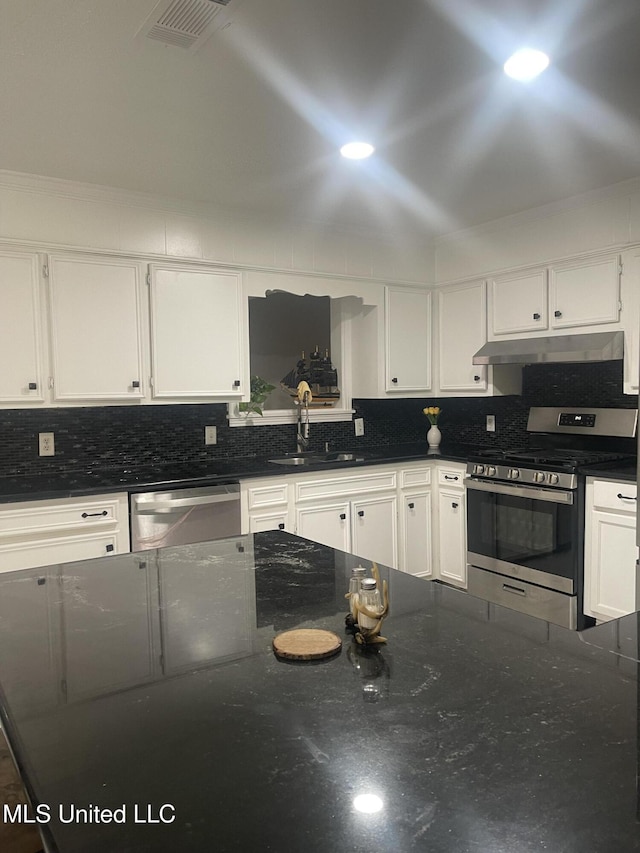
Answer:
xmin=580 ymin=460 xmax=638 ymax=483
xmin=0 ymin=531 xmax=638 ymax=852
xmin=0 ymin=442 xmax=475 ymax=504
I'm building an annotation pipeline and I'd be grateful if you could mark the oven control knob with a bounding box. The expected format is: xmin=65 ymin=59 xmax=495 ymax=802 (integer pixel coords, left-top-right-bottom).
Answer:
xmin=533 ymin=472 xmax=546 ymax=483
xmin=487 ymin=466 xmax=497 ymax=476
xmin=508 ymin=468 xmax=520 ymax=479
xmin=548 ymin=473 xmax=559 ymax=485
xmin=474 ymin=464 xmax=485 ymax=475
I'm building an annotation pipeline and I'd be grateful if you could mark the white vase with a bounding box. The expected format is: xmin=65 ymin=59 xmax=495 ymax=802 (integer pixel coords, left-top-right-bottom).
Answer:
xmin=427 ymin=424 xmax=441 ymax=448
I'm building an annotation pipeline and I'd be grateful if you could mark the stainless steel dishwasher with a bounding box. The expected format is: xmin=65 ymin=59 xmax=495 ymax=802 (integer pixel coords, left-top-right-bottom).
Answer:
xmin=130 ymin=483 xmax=241 ymax=551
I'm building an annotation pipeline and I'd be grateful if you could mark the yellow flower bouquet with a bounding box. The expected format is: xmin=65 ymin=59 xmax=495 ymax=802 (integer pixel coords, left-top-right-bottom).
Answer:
xmin=423 ymin=406 xmax=441 ymax=425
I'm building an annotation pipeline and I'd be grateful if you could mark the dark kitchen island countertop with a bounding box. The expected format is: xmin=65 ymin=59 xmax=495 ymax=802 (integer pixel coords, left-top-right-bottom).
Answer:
xmin=0 ymin=442 xmax=475 ymax=504
xmin=0 ymin=530 xmax=638 ymax=852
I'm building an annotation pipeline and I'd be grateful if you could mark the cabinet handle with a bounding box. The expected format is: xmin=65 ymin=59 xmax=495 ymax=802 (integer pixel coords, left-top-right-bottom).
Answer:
xmin=131 ymin=380 xmax=140 ymax=388
xmin=444 ymin=475 xmax=459 ymax=480
xmin=473 ymin=375 xmax=480 ymax=381
xmin=105 ymin=544 xmax=114 ymax=553
xmin=451 ymin=502 xmax=459 ymax=509
xmin=358 ymin=510 xmax=365 ymax=517
xmin=554 ymin=310 xmax=562 ymax=318
xmin=28 ymin=382 xmax=38 ymax=390
xmin=339 ymin=513 xmax=347 ymax=520
xmin=278 ymin=523 xmax=285 ymax=529
xmin=391 ymin=377 xmax=398 ymax=384
xmin=37 ymin=577 xmax=46 ymax=586
xmin=533 ymin=312 xmax=541 ymax=320
xmin=617 ymin=493 xmax=637 ymax=501
xmin=81 ymin=510 xmax=108 ymax=519
xmin=408 ymin=502 xmax=415 ymax=509
xmin=234 ymin=380 xmax=241 ymax=387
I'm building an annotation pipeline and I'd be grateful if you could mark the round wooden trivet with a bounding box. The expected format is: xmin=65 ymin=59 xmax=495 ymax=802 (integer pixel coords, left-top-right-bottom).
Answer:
xmin=272 ymin=628 xmax=342 ymax=660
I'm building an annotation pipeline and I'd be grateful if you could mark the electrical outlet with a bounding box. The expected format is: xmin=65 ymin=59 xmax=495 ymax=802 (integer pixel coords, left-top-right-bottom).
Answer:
xmin=486 ymin=415 xmax=496 ymax=432
xmin=354 ymin=418 xmax=365 ymax=437
xmin=38 ymin=432 xmax=55 ymax=456
xmin=204 ymin=425 xmax=217 ymax=445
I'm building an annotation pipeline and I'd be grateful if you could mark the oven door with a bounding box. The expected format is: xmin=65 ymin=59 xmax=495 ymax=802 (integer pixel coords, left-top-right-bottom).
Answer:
xmin=465 ymin=478 xmax=578 ymax=593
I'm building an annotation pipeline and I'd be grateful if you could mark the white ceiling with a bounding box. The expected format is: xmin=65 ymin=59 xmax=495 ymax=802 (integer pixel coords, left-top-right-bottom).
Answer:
xmin=2 ymin=0 xmax=640 ymax=237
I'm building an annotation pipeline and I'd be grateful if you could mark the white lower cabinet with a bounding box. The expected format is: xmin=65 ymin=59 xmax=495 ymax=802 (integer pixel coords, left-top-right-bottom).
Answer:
xmin=242 ymin=461 xmax=468 ymax=584
xmin=0 ymin=493 xmax=130 ymax=573
xmin=296 ymin=501 xmax=351 ymax=554
xmin=435 ymin=464 xmax=467 ymax=588
xmin=295 ymin=468 xmax=398 ymax=567
xmin=584 ymin=477 xmax=638 ymax=622
xmin=398 ymin=465 xmax=432 ymax=578
xmin=351 ymin=495 xmax=397 ymax=568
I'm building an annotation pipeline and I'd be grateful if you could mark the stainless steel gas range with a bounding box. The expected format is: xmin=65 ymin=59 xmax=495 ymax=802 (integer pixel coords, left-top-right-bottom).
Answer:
xmin=465 ymin=407 xmax=638 ymax=630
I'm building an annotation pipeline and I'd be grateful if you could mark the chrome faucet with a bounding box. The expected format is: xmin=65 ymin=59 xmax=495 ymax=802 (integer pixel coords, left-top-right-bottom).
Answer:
xmin=296 ymin=381 xmax=312 ymax=453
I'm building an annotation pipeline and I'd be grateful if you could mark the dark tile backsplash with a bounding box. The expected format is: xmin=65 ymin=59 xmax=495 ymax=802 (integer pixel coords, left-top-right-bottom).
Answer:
xmin=0 ymin=361 xmax=635 ymax=477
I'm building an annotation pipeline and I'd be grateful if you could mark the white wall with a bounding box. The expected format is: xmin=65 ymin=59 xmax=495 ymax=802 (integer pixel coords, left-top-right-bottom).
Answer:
xmin=434 ymin=177 xmax=640 ymax=283
xmin=0 ymin=170 xmax=434 ymax=285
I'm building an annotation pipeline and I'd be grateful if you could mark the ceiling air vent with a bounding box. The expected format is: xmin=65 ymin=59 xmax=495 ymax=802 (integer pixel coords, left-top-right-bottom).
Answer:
xmin=140 ymin=0 xmax=236 ymax=50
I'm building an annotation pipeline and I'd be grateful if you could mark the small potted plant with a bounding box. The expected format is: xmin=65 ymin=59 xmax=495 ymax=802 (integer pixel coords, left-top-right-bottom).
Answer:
xmin=238 ymin=375 xmax=276 ymax=417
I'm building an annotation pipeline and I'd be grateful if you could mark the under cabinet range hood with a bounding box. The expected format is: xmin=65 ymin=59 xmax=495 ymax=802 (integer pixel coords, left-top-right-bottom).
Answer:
xmin=472 ymin=331 xmax=624 ymax=365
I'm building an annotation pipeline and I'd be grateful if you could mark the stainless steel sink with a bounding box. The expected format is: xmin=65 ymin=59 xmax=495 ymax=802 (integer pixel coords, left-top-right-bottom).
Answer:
xmin=268 ymin=455 xmax=320 ymax=466
xmin=268 ymin=450 xmax=368 ymax=466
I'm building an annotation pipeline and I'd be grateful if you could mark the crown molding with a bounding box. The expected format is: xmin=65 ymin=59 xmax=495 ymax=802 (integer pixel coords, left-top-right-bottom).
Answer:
xmin=434 ymin=175 xmax=640 ymax=245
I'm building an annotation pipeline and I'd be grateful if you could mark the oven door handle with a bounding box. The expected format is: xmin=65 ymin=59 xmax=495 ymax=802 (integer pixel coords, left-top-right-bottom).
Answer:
xmin=465 ymin=478 xmax=574 ymax=505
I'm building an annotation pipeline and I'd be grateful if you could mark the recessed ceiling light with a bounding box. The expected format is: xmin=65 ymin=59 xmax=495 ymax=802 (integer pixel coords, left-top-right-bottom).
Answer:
xmin=353 ymin=794 xmax=384 ymax=813
xmin=340 ymin=141 xmax=375 ymax=160
xmin=504 ymin=48 xmax=550 ymax=81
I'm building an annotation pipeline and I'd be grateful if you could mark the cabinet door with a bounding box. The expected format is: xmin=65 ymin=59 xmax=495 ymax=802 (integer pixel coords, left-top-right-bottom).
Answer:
xmin=549 ymin=254 xmax=620 ymax=329
xmin=438 ymin=281 xmax=487 ymax=391
xmin=438 ymin=488 xmax=466 ymax=587
xmin=48 ymin=255 xmax=144 ymax=400
xmin=400 ymin=492 xmax=432 ymax=577
xmin=0 ymin=250 xmax=45 ymax=402
xmin=489 ymin=269 xmax=547 ymax=336
xmin=585 ymin=511 xmax=637 ymax=621
xmin=296 ymin=502 xmax=351 ymax=553
xmin=351 ymin=495 xmax=398 ymax=569
xmin=149 ymin=265 xmax=243 ymax=398
xmin=385 ymin=288 xmax=431 ymax=392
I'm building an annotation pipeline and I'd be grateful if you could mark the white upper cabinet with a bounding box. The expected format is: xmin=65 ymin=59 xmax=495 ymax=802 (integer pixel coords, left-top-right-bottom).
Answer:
xmin=438 ymin=280 xmax=487 ymax=392
xmin=489 ymin=268 xmax=548 ymax=336
xmin=0 ymin=249 xmax=45 ymax=403
xmin=48 ymin=255 xmax=145 ymax=401
xmin=385 ymin=287 xmax=431 ymax=392
xmin=149 ymin=264 xmax=244 ymax=399
xmin=489 ymin=253 xmax=621 ymax=339
xmin=549 ymin=254 xmax=620 ymax=328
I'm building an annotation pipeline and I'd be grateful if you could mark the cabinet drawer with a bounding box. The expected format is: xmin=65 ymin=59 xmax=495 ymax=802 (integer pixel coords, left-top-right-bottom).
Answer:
xmin=437 ymin=468 xmax=465 ymax=487
xmin=0 ymin=494 xmax=126 ymax=539
xmin=295 ymin=470 xmax=397 ymax=502
xmin=400 ymin=467 xmax=431 ymax=489
xmin=591 ymin=480 xmax=637 ymax=513
xmin=246 ymin=482 xmax=289 ymax=510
